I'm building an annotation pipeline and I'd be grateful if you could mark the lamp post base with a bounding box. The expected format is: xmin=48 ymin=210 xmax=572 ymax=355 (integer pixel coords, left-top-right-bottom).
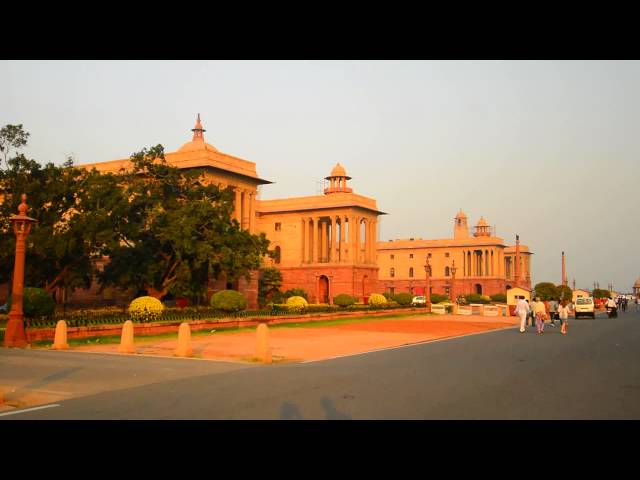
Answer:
xmin=4 ymin=315 xmax=28 ymax=348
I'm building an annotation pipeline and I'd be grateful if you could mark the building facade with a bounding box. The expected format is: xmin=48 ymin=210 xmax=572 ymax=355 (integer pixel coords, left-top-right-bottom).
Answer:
xmin=376 ymin=210 xmax=532 ymax=298
xmin=2 ymin=116 xmax=533 ymax=307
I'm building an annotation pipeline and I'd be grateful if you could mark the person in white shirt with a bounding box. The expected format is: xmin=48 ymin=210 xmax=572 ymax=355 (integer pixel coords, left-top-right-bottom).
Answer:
xmin=558 ymin=299 xmax=573 ymax=335
xmin=606 ymin=297 xmax=617 ymax=318
xmin=515 ymin=297 xmax=529 ymax=333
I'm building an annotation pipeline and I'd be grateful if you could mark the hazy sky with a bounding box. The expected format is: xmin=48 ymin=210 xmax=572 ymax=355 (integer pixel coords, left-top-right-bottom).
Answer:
xmin=1 ymin=60 xmax=638 ymax=292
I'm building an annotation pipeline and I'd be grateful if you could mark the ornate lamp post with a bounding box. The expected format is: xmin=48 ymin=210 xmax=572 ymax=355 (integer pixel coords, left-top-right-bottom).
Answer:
xmin=450 ymin=260 xmax=457 ymax=306
xmin=423 ymin=257 xmax=432 ymax=308
xmin=4 ymin=194 xmax=37 ymax=348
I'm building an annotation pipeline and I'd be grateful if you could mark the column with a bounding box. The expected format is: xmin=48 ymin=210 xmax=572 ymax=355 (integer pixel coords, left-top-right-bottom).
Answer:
xmin=312 ymin=217 xmax=319 ymax=264
xmin=241 ymin=189 xmax=250 ymax=230
xmin=330 ymin=216 xmax=337 ymax=263
xmin=349 ymin=215 xmax=356 ymax=263
xmin=248 ymin=191 xmax=255 ymax=233
xmin=317 ymin=218 xmax=323 ymax=263
xmin=364 ymin=218 xmax=371 ymax=263
xmin=340 ymin=215 xmax=347 ymax=262
xmin=234 ymin=188 xmax=242 ymax=224
xmin=371 ymin=218 xmax=377 ymax=264
xmin=321 ymin=220 xmax=328 ymax=263
xmin=301 ymin=217 xmax=307 ymax=264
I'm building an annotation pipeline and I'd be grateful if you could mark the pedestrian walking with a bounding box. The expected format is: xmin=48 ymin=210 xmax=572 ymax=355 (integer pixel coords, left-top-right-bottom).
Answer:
xmin=549 ymin=298 xmax=559 ymax=326
xmin=558 ymin=299 xmax=572 ymax=335
xmin=515 ymin=297 xmax=529 ymax=333
xmin=525 ymin=299 xmax=535 ymax=327
xmin=534 ymin=297 xmax=547 ymax=333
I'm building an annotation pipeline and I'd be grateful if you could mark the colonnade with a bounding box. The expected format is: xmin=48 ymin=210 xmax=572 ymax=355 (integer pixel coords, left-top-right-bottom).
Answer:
xmin=461 ymin=248 xmax=500 ymax=277
xmin=234 ymin=187 xmax=256 ymax=233
xmin=300 ymin=215 xmax=376 ymax=265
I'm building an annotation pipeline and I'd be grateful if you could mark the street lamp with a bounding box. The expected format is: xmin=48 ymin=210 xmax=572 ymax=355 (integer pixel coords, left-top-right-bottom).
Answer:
xmin=450 ymin=260 xmax=457 ymax=305
xmin=424 ymin=257 xmax=432 ymax=308
xmin=4 ymin=194 xmax=37 ymax=348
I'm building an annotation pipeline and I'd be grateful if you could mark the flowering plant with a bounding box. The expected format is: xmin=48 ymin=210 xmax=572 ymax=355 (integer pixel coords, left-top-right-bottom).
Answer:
xmin=286 ymin=296 xmax=308 ymax=313
xmin=128 ymin=296 xmax=165 ymax=323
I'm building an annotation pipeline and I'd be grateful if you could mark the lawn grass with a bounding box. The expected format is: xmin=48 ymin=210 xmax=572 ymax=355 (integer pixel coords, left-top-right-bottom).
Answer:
xmin=31 ymin=310 xmax=432 ymax=349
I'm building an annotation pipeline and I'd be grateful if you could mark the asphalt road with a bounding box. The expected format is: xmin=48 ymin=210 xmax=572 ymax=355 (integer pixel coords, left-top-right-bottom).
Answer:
xmin=2 ymin=307 xmax=640 ymax=419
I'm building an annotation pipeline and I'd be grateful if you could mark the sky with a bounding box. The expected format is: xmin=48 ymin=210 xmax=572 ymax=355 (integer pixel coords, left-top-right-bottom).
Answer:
xmin=1 ymin=60 xmax=638 ymax=292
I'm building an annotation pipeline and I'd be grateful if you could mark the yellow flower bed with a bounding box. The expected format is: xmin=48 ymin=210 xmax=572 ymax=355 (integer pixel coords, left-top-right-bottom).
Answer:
xmin=128 ymin=296 xmax=165 ymax=323
xmin=368 ymin=293 xmax=387 ymax=306
xmin=285 ymin=296 xmax=308 ymax=313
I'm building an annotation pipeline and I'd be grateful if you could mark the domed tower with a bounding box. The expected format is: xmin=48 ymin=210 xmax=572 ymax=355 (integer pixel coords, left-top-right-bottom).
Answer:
xmin=177 ymin=114 xmax=219 ymax=153
xmin=454 ymin=209 xmax=469 ymax=239
xmin=324 ymin=163 xmax=353 ymax=194
xmin=634 ymin=277 xmax=640 ymax=298
xmin=473 ymin=216 xmax=491 ymax=237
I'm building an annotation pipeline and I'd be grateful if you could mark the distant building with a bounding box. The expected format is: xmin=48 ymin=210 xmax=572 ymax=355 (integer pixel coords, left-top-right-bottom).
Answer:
xmin=377 ymin=210 xmax=532 ymax=297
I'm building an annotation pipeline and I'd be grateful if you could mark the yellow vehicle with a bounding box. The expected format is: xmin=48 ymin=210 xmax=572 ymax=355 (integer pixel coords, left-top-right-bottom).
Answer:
xmin=574 ymin=297 xmax=595 ymax=319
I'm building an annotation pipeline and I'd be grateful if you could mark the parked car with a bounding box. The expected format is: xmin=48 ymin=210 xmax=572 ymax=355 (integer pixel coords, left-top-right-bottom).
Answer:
xmin=0 ymin=303 xmax=8 ymax=313
xmin=411 ymin=295 xmax=426 ymax=306
xmin=574 ymin=296 xmax=595 ymax=319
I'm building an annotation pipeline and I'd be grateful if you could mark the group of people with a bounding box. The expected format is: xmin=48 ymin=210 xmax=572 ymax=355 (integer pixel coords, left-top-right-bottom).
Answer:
xmin=514 ymin=297 xmax=572 ymax=335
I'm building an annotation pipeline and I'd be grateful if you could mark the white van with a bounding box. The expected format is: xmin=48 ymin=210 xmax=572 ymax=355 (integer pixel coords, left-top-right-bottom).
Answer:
xmin=574 ymin=297 xmax=595 ymax=319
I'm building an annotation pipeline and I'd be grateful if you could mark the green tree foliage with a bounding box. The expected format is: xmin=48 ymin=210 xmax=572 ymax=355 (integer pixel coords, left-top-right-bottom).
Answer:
xmin=464 ymin=293 xmax=491 ymax=304
xmin=333 ymin=293 xmax=356 ymax=308
xmin=534 ymin=282 xmax=559 ymax=300
xmin=0 ymin=126 xmax=118 ymax=298
xmin=490 ymin=293 xmax=507 ymax=303
xmin=258 ymin=267 xmax=283 ymax=307
xmin=392 ymin=292 xmax=413 ymax=306
xmin=430 ymin=293 xmax=449 ymax=303
xmin=98 ymin=145 xmax=272 ymax=299
xmin=556 ymin=285 xmax=573 ymax=302
xmin=0 ymin=124 xmax=30 ymax=166
xmin=592 ymin=288 xmax=610 ymax=299
xmin=210 ymin=290 xmax=248 ymax=312
xmin=7 ymin=287 xmax=55 ymax=317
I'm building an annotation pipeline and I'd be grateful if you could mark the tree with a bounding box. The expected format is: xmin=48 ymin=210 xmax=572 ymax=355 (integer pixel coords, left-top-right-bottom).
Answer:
xmin=98 ymin=145 xmax=272 ymax=299
xmin=592 ymin=288 xmax=610 ymax=299
xmin=0 ymin=127 xmax=120 ymax=302
xmin=0 ymin=124 xmax=30 ymax=167
xmin=534 ymin=282 xmax=559 ymax=300
xmin=259 ymin=267 xmax=283 ymax=307
xmin=556 ymin=284 xmax=572 ymax=302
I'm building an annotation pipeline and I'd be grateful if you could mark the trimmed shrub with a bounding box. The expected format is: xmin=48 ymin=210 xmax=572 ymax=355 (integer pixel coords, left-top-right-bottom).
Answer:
xmin=464 ymin=294 xmax=490 ymax=304
xmin=210 ymin=290 xmax=248 ymax=312
xmin=368 ymin=293 xmax=388 ymax=308
xmin=283 ymin=288 xmax=308 ymax=301
xmin=382 ymin=292 xmax=392 ymax=301
xmin=392 ymin=292 xmax=413 ymax=306
xmin=334 ymin=294 xmax=356 ymax=308
xmin=286 ymin=295 xmax=308 ymax=313
xmin=128 ymin=296 xmax=165 ymax=322
xmin=8 ymin=287 xmax=55 ymax=318
xmin=490 ymin=293 xmax=507 ymax=303
xmin=430 ymin=293 xmax=449 ymax=304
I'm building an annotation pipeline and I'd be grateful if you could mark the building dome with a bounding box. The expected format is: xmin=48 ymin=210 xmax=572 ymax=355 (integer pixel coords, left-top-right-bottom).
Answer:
xmin=634 ymin=278 xmax=640 ymax=288
xmin=455 ymin=209 xmax=467 ymax=219
xmin=326 ymin=162 xmax=351 ymax=180
xmin=177 ymin=114 xmax=219 ymax=153
xmin=476 ymin=216 xmax=488 ymax=227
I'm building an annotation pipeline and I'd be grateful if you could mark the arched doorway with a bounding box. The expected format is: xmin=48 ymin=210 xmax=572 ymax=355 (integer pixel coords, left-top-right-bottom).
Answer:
xmin=318 ymin=275 xmax=329 ymax=304
xmin=475 ymin=283 xmax=482 ymax=295
xmin=362 ymin=275 xmax=368 ymax=298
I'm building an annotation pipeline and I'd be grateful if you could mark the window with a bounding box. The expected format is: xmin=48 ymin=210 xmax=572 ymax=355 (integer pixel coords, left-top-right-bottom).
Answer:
xmin=274 ymin=246 xmax=281 ymax=264
xmin=445 ymin=252 xmax=450 ymax=258
xmin=275 ymin=222 xmax=281 ymax=231
xmin=390 ymin=254 xmax=395 ymax=260
xmin=445 ymin=266 xmax=450 ymax=277
xmin=428 ymin=253 xmax=432 ymax=258
xmin=389 ymin=287 xmax=395 ymax=295
xmin=409 ymin=267 xmax=414 ymax=278
xmin=390 ymin=268 xmax=395 ymax=278
xmin=409 ymin=254 xmax=414 ymax=259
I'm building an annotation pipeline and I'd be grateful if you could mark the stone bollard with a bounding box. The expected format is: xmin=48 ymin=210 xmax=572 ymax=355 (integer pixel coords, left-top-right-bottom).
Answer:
xmin=174 ymin=322 xmax=193 ymax=357
xmin=480 ymin=304 xmax=486 ymax=316
xmin=118 ymin=320 xmax=136 ymax=354
xmin=255 ymin=322 xmax=272 ymax=364
xmin=51 ymin=320 xmax=69 ymax=350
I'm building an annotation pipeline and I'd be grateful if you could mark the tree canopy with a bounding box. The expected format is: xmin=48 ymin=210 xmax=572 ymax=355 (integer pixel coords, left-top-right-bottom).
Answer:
xmin=534 ymin=282 xmax=559 ymax=301
xmin=97 ymin=145 xmax=272 ymax=299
